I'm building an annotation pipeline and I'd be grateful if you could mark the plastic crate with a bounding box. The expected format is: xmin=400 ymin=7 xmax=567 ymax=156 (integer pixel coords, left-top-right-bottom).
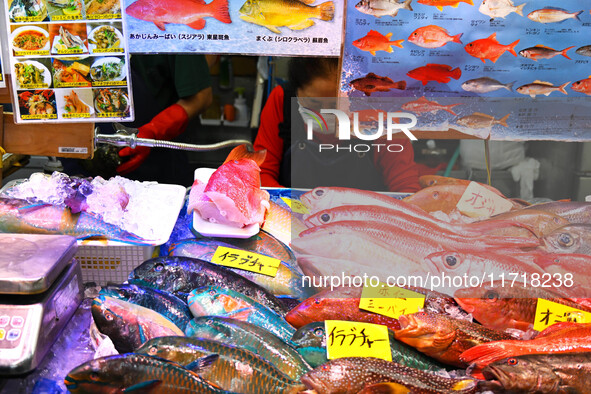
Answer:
xmin=75 ymin=243 xmax=158 ymax=285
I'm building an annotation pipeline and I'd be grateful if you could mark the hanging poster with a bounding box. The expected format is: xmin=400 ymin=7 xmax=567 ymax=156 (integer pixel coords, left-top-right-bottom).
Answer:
xmin=0 ymin=40 xmax=5 ymax=89
xmin=340 ymin=0 xmax=591 ymax=141
xmin=3 ymin=0 xmax=134 ymax=123
xmin=122 ymin=0 xmax=344 ymax=56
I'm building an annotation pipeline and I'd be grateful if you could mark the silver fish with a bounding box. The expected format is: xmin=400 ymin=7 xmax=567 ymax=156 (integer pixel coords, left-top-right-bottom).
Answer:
xmin=519 ymin=45 xmax=574 ymax=61
xmin=576 ymin=45 xmax=591 ymax=57
xmin=461 ymin=77 xmax=514 ymax=93
xmin=516 ymin=80 xmax=570 ymax=98
xmin=479 ymin=0 xmax=525 ymax=19
xmin=527 ymin=8 xmax=583 ymax=24
xmin=355 ymin=0 xmax=412 ymax=18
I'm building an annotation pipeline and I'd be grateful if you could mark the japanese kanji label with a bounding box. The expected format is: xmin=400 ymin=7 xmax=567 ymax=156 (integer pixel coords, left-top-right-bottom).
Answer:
xmin=534 ymin=298 xmax=591 ymax=332
xmin=325 ymin=320 xmax=392 ymax=361
xmin=280 ymin=197 xmax=309 ymax=214
xmin=456 ymin=181 xmax=513 ymax=218
xmin=211 ymin=246 xmax=281 ymax=277
xmin=359 ymin=283 xmax=425 ymax=319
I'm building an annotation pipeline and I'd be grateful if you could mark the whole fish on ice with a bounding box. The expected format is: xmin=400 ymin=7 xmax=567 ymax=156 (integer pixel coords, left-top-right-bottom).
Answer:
xmin=126 ymin=0 xmax=231 ymax=30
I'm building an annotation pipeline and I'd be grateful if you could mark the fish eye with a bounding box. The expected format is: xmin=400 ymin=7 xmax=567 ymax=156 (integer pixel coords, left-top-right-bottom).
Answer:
xmin=314 ymin=328 xmax=324 ymax=336
xmin=507 ymin=358 xmax=518 ymax=366
xmin=105 ymin=312 xmax=114 ymax=321
xmin=314 ymin=299 xmax=321 ymax=305
xmin=149 ymin=346 xmax=158 ymax=355
xmin=558 ymin=233 xmax=573 ymax=247
xmin=485 ymin=291 xmax=499 ymax=301
xmin=314 ymin=189 xmax=325 ymax=197
xmin=445 ymin=255 xmax=458 ymax=267
xmin=320 ymin=213 xmax=331 ymax=223
xmin=321 ymin=365 xmax=329 ymax=371
xmin=154 ymin=263 xmax=165 ymax=272
xmin=468 ymin=44 xmax=473 ymax=47
xmin=433 ymin=191 xmax=439 ymax=198
xmin=90 ymin=372 xmax=99 ymax=381
xmin=413 ymin=32 xmax=417 ymax=36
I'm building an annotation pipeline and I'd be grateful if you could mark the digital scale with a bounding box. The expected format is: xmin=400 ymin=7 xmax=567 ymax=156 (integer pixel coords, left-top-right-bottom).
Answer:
xmin=0 ymin=234 xmax=83 ymax=376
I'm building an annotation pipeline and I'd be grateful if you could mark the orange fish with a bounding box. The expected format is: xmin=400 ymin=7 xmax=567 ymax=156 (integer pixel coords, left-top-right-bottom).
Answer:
xmin=407 ymin=25 xmax=463 ymax=49
xmin=572 ymin=77 xmax=591 ymax=95
xmin=125 ymin=0 xmax=231 ymax=31
xmin=401 ymin=96 xmax=461 ymax=115
xmin=352 ymin=30 xmax=404 ymax=56
xmin=349 ymin=73 xmax=406 ymax=96
xmin=464 ymin=33 xmax=519 ymax=63
xmin=407 ymin=63 xmax=461 ymax=86
xmin=418 ymin=0 xmax=473 ymax=12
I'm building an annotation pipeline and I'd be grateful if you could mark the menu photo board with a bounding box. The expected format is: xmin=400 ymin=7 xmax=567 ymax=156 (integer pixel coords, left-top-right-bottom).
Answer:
xmin=4 ymin=0 xmax=133 ymax=123
xmin=340 ymin=0 xmax=591 ymax=141
xmin=122 ymin=0 xmax=344 ymax=56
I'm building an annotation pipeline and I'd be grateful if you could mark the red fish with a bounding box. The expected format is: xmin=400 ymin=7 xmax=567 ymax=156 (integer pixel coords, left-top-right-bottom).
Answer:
xmin=407 ymin=25 xmax=463 ymax=48
xmin=417 ymin=0 xmax=473 ymax=12
xmin=125 ymin=0 xmax=231 ymax=31
xmin=352 ymin=30 xmax=404 ymax=56
xmin=188 ymin=145 xmax=270 ymax=227
xmin=572 ymin=77 xmax=591 ymax=95
xmin=349 ymin=73 xmax=406 ymax=96
xmin=407 ymin=63 xmax=461 ymax=85
xmin=401 ymin=96 xmax=462 ymax=115
xmin=464 ymin=33 xmax=519 ymax=63
xmin=460 ymin=323 xmax=591 ymax=369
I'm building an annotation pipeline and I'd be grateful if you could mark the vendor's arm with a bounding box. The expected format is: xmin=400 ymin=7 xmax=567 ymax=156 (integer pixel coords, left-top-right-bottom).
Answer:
xmin=177 ymin=87 xmax=213 ymax=119
xmin=254 ymin=86 xmax=286 ymax=188
xmin=374 ymin=139 xmax=421 ymax=193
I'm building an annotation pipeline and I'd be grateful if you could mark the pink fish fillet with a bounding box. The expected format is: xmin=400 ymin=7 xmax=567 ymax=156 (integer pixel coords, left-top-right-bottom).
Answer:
xmin=188 ymin=145 xmax=270 ymax=228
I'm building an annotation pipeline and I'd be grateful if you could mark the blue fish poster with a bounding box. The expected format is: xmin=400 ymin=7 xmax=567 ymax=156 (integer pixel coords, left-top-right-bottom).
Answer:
xmin=122 ymin=0 xmax=344 ymax=56
xmin=341 ymin=0 xmax=591 ymax=141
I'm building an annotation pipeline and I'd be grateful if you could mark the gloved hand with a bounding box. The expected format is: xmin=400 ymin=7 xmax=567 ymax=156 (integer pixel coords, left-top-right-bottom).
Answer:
xmin=117 ymin=103 xmax=189 ymax=175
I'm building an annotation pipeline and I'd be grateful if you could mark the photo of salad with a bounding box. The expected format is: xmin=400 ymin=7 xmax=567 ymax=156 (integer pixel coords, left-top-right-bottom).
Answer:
xmin=94 ymin=88 xmax=129 ymax=115
xmin=47 ymin=0 xmax=84 ymax=19
xmin=14 ymin=61 xmax=51 ymax=89
xmin=90 ymin=57 xmax=125 ymax=82
xmin=88 ymin=24 xmax=123 ymax=52
xmin=18 ymin=90 xmax=56 ymax=116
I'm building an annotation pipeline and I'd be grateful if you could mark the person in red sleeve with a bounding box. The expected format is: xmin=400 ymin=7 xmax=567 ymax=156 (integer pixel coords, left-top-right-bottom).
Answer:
xmin=115 ymin=54 xmax=213 ymax=185
xmin=254 ymin=58 xmax=420 ymax=192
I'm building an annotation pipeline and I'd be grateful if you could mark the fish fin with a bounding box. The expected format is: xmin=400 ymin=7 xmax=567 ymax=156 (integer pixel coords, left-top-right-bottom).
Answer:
xmin=480 ymin=57 xmax=487 ymax=64
xmin=403 ymin=0 xmax=413 ymax=11
xmin=385 ymin=32 xmax=392 ymax=38
xmin=487 ymin=32 xmax=497 ymax=41
xmin=385 ymin=47 xmax=392 ymax=53
xmin=508 ymin=39 xmax=520 ymax=56
xmin=559 ymin=82 xmax=570 ymax=95
xmin=123 ymin=380 xmax=162 ymax=392
xmin=223 ymin=144 xmax=267 ymax=166
xmin=319 ymin=2 xmax=335 ymax=21
xmin=370 ymin=50 xmax=377 ymax=56
xmin=530 ymin=94 xmax=536 ymax=98
xmin=460 ymin=343 xmax=516 ymax=366
xmin=561 ymin=46 xmax=575 ymax=60
xmin=465 ymin=0 xmax=474 ymax=5
xmin=154 ymin=22 xmax=166 ymax=31
xmin=396 ymin=80 xmax=406 ymax=90
xmin=534 ymin=44 xmax=552 ymax=49
xmin=289 ymin=19 xmax=315 ymax=30
xmin=297 ymin=0 xmax=315 ymax=4
xmin=357 ymin=382 xmax=411 ymax=394
xmin=498 ymin=113 xmax=510 ymax=127
xmin=452 ymin=380 xmax=477 ymax=391
xmin=185 ymin=354 xmax=220 ymax=372
xmin=452 ymin=33 xmax=463 ymax=44
xmin=575 ymin=10 xmax=583 ymax=21
xmin=266 ymin=25 xmax=282 ymax=34
xmin=17 ymin=203 xmax=51 ymax=213
xmin=515 ymin=3 xmax=525 ymax=16
xmin=208 ymin=0 xmax=232 ymax=24
xmin=472 ymin=112 xmax=494 ymax=119
xmin=366 ymin=30 xmax=382 ymax=37
xmin=225 ymin=307 xmax=253 ymax=320
xmin=533 ymin=80 xmax=553 ymax=86
xmin=436 ymin=6 xmax=443 ymax=11
xmin=187 ymin=19 xmax=206 ymax=30
xmin=452 ymin=3 xmax=459 ymax=7
xmin=422 ymin=80 xmax=428 ymax=86
xmin=505 ymin=81 xmax=515 ymax=91
xmin=451 ymin=67 xmax=462 ymax=80
xmin=444 ymin=106 xmax=458 ymax=116
xmin=391 ymin=39 xmax=404 ymax=48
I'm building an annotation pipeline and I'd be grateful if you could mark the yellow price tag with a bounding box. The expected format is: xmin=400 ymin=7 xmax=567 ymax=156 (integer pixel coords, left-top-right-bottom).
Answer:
xmin=280 ymin=197 xmax=309 ymax=214
xmin=325 ymin=320 xmax=392 ymax=361
xmin=211 ymin=246 xmax=281 ymax=277
xmin=359 ymin=283 xmax=425 ymax=319
xmin=534 ymin=298 xmax=591 ymax=332
xmin=456 ymin=181 xmax=513 ymax=218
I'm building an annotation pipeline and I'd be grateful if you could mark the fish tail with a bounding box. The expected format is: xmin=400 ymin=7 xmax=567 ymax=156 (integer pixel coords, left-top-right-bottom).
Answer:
xmin=460 ymin=343 xmax=517 ymax=366
xmin=208 ymin=0 xmax=231 ymax=24
xmin=515 ymin=3 xmax=525 ymax=16
xmin=451 ymin=67 xmax=462 ymax=80
xmin=498 ymin=113 xmax=510 ymax=127
xmin=508 ymin=39 xmax=520 ymax=56
xmin=224 ymin=144 xmax=267 ymax=166
xmin=403 ymin=0 xmax=413 ymax=11
xmin=505 ymin=81 xmax=515 ymax=91
xmin=575 ymin=10 xmax=583 ymax=21
xmin=444 ymin=106 xmax=458 ymax=116
xmin=561 ymin=46 xmax=575 ymax=60
xmin=452 ymin=33 xmax=463 ymax=44
xmin=559 ymin=82 xmax=570 ymax=95
xmin=391 ymin=39 xmax=404 ymax=48
xmin=319 ymin=1 xmax=335 ymax=21
xmin=465 ymin=0 xmax=473 ymax=5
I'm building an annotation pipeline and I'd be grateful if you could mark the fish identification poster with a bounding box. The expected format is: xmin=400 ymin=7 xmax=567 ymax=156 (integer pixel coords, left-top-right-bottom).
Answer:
xmin=122 ymin=0 xmax=344 ymax=56
xmin=341 ymin=0 xmax=591 ymax=141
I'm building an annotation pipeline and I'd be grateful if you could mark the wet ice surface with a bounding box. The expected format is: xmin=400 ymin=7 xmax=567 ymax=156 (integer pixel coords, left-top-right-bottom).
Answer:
xmin=1 ymin=299 xmax=94 ymax=394
xmin=4 ymin=173 xmax=186 ymax=242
